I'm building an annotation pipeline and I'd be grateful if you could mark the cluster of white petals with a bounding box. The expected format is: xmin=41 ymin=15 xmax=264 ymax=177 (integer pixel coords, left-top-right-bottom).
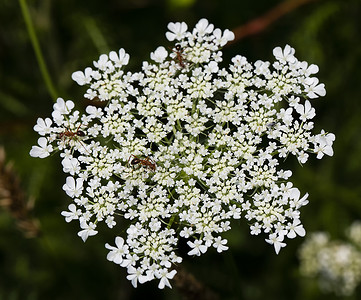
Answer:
xmin=30 ymin=18 xmax=334 ymax=288
xmin=299 ymin=222 xmax=361 ymax=296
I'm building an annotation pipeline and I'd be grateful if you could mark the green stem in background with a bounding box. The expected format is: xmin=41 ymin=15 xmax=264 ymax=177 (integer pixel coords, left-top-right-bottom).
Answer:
xmin=83 ymin=17 xmax=109 ymax=54
xmin=19 ymin=0 xmax=58 ymax=101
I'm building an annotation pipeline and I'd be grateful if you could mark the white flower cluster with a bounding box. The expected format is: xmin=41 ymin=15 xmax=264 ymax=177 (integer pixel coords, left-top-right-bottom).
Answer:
xmin=299 ymin=222 xmax=361 ymax=296
xmin=30 ymin=18 xmax=335 ymax=288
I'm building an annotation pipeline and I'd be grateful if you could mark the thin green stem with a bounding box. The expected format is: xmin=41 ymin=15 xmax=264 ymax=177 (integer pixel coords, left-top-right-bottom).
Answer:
xmin=83 ymin=17 xmax=109 ymax=53
xmin=19 ymin=0 xmax=58 ymax=101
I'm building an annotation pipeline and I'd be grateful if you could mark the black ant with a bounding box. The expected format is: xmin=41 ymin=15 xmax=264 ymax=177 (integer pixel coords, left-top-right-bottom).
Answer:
xmin=128 ymin=154 xmax=156 ymax=172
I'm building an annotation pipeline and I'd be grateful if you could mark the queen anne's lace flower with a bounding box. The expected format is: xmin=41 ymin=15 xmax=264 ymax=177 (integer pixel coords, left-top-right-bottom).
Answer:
xmin=30 ymin=18 xmax=335 ymax=288
xmin=30 ymin=137 xmax=53 ymax=158
xmin=299 ymin=222 xmax=361 ymax=296
xmin=166 ymin=21 xmax=188 ymax=41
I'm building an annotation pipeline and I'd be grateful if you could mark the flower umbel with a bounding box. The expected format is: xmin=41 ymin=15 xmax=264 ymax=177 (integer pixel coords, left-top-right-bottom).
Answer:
xmin=30 ymin=18 xmax=335 ymax=288
xmin=299 ymin=222 xmax=361 ymax=296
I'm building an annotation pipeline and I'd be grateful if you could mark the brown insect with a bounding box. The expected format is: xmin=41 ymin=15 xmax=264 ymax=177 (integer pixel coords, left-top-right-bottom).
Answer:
xmin=58 ymin=124 xmax=86 ymax=140
xmin=171 ymin=44 xmax=187 ymax=68
xmin=57 ymin=124 xmax=88 ymax=152
xmin=128 ymin=154 xmax=156 ymax=172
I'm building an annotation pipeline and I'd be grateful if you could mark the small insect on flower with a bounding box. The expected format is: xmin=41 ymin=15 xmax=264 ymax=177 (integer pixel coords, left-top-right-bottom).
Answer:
xmin=266 ymin=122 xmax=277 ymax=130
xmin=128 ymin=155 xmax=157 ymax=172
xmin=57 ymin=124 xmax=89 ymax=153
xmin=171 ymin=44 xmax=187 ymax=68
xmin=58 ymin=121 xmax=86 ymax=139
xmin=58 ymin=127 xmax=86 ymax=140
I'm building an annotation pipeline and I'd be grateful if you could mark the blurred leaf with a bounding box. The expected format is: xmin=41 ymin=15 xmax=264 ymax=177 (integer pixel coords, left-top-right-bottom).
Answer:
xmin=167 ymin=0 xmax=196 ymax=9
xmin=0 ymin=92 xmax=28 ymax=116
xmin=83 ymin=16 xmax=110 ymax=54
xmin=291 ymin=1 xmax=340 ymax=63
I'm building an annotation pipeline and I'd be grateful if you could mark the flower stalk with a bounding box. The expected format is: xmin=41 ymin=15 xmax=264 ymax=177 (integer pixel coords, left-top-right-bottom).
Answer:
xmin=19 ymin=0 xmax=58 ymax=101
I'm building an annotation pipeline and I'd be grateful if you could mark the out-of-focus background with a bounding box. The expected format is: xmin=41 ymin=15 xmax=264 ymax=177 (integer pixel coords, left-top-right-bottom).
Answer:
xmin=1 ymin=0 xmax=360 ymax=299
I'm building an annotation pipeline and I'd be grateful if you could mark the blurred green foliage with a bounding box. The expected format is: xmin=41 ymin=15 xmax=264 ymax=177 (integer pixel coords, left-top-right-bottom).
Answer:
xmin=1 ymin=0 xmax=361 ymax=299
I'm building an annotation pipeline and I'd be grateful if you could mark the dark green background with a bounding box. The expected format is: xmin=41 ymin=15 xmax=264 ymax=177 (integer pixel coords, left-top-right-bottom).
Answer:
xmin=1 ymin=0 xmax=360 ymax=299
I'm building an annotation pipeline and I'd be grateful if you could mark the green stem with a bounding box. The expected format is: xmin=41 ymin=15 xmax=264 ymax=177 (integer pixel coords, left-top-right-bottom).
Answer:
xmin=168 ymin=214 xmax=177 ymax=229
xmin=19 ymin=0 xmax=58 ymax=101
xmin=83 ymin=17 xmax=109 ymax=53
